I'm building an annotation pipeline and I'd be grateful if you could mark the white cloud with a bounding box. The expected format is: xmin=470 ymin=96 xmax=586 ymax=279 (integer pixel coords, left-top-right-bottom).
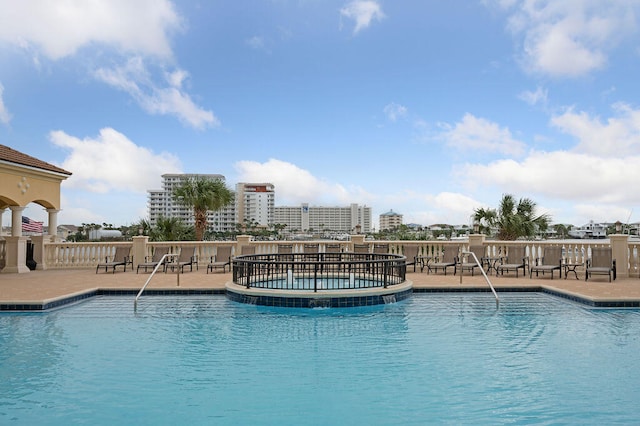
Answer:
xmin=234 ymin=158 xmax=375 ymax=206
xmin=340 ymin=1 xmax=385 ymax=34
xmin=50 ymin=127 xmax=182 ymax=193
xmin=0 ymin=83 xmax=11 ymax=125
xmin=551 ymin=103 xmax=640 ymax=157
xmin=488 ymin=0 xmax=639 ymax=77
xmin=461 ymin=150 xmax=640 ymax=205
xmin=0 ymin=0 xmax=182 ymax=60
xmin=0 ymin=0 xmax=216 ymax=129
xmin=94 ymin=57 xmax=219 ymax=129
xmin=246 ymin=36 xmax=265 ymax=50
xmin=438 ymin=113 xmax=527 ymax=156
xmin=383 ymin=102 xmax=407 ymax=122
xmin=519 ymin=86 xmax=548 ymax=106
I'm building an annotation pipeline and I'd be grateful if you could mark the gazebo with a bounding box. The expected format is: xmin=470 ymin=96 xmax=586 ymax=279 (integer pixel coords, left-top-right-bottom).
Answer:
xmin=0 ymin=144 xmax=72 ymax=273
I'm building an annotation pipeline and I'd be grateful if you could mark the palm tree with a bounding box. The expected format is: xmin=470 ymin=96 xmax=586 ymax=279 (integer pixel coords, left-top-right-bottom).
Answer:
xmin=172 ymin=176 xmax=234 ymax=241
xmin=474 ymin=194 xmax=550 ymax=240
xmin=150 ymin=216 xmax=194 ymax=241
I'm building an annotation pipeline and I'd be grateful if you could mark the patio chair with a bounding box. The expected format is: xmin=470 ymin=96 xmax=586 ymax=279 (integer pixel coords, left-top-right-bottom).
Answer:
xmin=324 ymin=243 xmax=342 ymax=254
xmin=402 ymin=245 xmax=420 ymax=272
xmin=167 ymin=246 xmax=198 ymax=273
xmin=497 ymin=246 xmax=528 ymax=277
xmin=529 ymin=246 xmax=562 ymax=279
xmin=96 ymin=246 xmax=132 ymax=274
xmin=353 ymin=243 xmax=370 ymax=254
xmin=321 ymin=243 xmax=342 ymax=272
xmin=427 ymin=245 xmax=459 ymax=275
xmin=207 ymin=245 xmax=233 ymax=273
xmin=585 ymin=247 xmax=616 ymax=282
xmin=136 ymin=246 xmax=170 ymax=273
xmin=240 ymin=245 xmax=256 ymax=255
xmin=459 ymin=245 xmax=485 ymax=276
xmin=373 ymin=244 xmax=389 ymax=254
xmin=277 ymin=244 xmax=294 ymax=272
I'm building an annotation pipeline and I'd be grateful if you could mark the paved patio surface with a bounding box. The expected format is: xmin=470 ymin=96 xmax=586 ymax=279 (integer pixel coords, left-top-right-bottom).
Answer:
xmin=2 ymin=264 xmax=639 ymax=308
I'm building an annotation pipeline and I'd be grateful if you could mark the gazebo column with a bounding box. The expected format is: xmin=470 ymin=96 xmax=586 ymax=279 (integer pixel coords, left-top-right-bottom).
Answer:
xmin=1 ymin=207 xmax=29 ymax=273
xmin=46 ymin=208 xmax=60 ymax=241
xmin=0 ymin=207 xmax=5 ymax=236
xmin=10 ymin=206 xmax=25 ymax=237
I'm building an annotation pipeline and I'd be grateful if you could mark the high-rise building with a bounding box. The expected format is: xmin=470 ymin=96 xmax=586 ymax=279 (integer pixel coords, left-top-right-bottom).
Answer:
xmin=149 ymin=174 xmax=371 ymax=236
xmin=235 ymin=183 xmax=275 ymax=228
xmin=273 ymin=203 xmax=372 ymax=234
xmin=147 ymin=174 xmax=236 ymax=232
xmin=379 ymin=210 xmax=403 ymax=231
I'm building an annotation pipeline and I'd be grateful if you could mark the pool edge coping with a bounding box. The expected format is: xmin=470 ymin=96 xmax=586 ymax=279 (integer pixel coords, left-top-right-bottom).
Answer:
xmin=2 ymin=284 xmax=639 ymax=311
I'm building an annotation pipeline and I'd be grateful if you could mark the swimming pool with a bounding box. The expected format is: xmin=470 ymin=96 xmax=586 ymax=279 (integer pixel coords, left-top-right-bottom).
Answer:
xmin=1 ymin=293 xmax=639 ymax=425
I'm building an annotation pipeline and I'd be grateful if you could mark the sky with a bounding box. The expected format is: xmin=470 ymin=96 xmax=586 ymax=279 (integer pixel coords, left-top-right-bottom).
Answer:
xmin=1 ymin=0 xmax=640 ymax=230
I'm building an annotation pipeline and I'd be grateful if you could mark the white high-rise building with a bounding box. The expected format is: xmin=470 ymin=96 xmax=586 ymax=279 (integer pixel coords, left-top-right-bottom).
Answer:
xmin=147 ymin=174 xmax=236 ymax=232
xmin=149 ymin=175 xmax=372 ymax=236
xmin=273 ymin=203 xmax=372 ymax=234
xmin=235 ymin=183 xmax=275 ymax=228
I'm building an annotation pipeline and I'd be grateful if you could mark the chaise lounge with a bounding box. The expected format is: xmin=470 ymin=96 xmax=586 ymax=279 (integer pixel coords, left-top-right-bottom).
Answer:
xmin=497 ymin=246 xmax=528 ymax=277
xmin=207 ymin=245 xmax=233 ymax=273
xmin=427 ymin=245 xmax=458 ymax=275
xmin=96 ymin=246 xmax=132 ymax=274
xmin=585 ymin=247 xmax=616 ymax=282
xmin=529 ymin=246 xmax=562 ymax=279
xmin=137 ymin=246 xmax=170 ymax=273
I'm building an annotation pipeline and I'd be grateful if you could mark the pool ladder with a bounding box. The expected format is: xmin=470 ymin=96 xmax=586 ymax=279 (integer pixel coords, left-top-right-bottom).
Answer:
xmin=460 ymin=250 xmax=499 ymax=308
xmin=134 ymin=253 xmax=178 ymax=311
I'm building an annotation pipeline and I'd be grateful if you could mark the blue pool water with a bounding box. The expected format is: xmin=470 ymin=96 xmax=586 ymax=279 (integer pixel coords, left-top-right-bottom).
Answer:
xmin=1 ymin=293 xmax=639 ymax=425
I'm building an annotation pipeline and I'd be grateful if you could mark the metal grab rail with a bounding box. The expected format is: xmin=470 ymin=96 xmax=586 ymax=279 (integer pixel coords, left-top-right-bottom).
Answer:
xmin=460 ymin=250 xmax=499 ymax=308
xmin=134 ymin=253 xmax=178 ymax=310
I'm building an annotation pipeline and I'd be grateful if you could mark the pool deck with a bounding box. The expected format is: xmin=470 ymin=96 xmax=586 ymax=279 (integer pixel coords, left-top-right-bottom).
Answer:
xmin=1 ymin=266 xmax=639 ymax=309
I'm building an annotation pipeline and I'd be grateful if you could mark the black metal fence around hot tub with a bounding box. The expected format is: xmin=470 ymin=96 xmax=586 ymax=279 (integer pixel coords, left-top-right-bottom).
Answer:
xmin=232 ymin=253 xmax=407 ymax=291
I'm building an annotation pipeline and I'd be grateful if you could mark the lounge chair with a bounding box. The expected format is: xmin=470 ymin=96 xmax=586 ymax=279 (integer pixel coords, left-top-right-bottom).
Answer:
xmin=459 ymin=245 xmax=485 ymax=276
xmin=428 ymin=245 xmax=458 ymax=275
xmin=321 ymin=243 xmax=342 ymax=272
xmin=402 ymin=245 xmax=420 ymax=272
xmin=353 ymin=243 xmax=370 ymax=254
xmin=585 ymin=247 xmax=616 ymax=282
xmin=373 ymin=244 xmax=389 ymax=254
xmin=136 ymin=246 xmax=170 ymax=273
xmin=277 ymin=244 xmax=294 ymax=272
xmin=96 ymin=246 xmax=132 ymax=274
xmin=167 ymin=246 xmax=198 ymax=273
xmin=529 ymin=246 xmax=562 ymax=279
xmin=207 ymin=245 xmax=233 ymax=273
xmin=497 ymin=246 xmax=528 ymax=277
xmin=240 ymin=245 xmax=256 ymax=255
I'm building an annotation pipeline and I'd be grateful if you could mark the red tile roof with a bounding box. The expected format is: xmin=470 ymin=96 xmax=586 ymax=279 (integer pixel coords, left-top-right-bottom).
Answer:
xmin=0 ymin=144 xmax=72 ymax=176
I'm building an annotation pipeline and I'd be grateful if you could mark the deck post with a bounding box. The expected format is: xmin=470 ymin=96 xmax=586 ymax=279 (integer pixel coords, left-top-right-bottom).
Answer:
xmin=610 ymin=234 xmax=629 ymax=279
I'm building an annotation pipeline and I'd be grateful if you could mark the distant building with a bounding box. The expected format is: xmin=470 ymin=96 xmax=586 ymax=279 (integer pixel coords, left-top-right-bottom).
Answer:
xmin=148 ymin=174 xmax=236 ymax=232
xmin=235 ymin=182 xmax=275 ymax=228
xmin=274 ymin=203 xmax=372 ymax=234
xmin=148 ymin=174 xmax=370 ymax=235
xmin=379 ymin=209 xmax=403 ymax=231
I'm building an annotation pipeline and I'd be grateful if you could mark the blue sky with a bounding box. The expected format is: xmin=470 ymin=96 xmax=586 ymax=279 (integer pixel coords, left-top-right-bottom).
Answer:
xmin=1 ymin=0 xmax=640 ymax=229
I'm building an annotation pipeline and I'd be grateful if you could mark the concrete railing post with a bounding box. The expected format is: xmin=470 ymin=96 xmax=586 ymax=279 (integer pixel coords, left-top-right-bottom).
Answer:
xmin=132 ymin=236 xmax=148 ymax=270
xmin=610 ymin=234 xmax=629 ymax=279
xmin=236 ymin=235 xmax=252 ymax=255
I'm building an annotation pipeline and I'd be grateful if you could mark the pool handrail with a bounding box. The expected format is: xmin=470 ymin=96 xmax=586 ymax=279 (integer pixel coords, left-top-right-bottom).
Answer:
xmin=460 ymin=250 xmax=499 ymax=307
xmin=134 ymin=253 xmax=178 ymax=310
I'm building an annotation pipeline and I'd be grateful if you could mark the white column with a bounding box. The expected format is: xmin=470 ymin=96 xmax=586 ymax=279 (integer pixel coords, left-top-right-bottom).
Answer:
xmin=46 ymin=208 xmax=60 ymax=240
xmin=0 ymin=207 xmax=5 ymax=236
xmin=9 ymin=206 xmax=26 ymax=237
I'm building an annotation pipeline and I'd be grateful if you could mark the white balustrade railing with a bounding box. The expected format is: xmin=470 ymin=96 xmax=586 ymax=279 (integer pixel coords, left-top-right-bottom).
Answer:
xmin=38 ymin=238 xmax=640 ymax=277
